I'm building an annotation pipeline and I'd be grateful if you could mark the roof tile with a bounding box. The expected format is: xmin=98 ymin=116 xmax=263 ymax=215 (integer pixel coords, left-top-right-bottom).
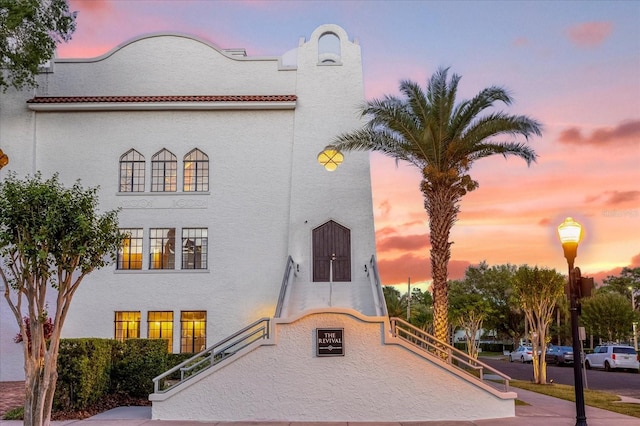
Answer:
xmin=27 ymin=95 xmax=297 ymax=104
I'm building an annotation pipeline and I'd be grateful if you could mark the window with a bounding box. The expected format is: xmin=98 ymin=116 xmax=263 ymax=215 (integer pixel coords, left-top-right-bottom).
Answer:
xmin=119 ymin=149 xmax=145 ymax=192
xmin=150 ymin=228 xmax=175 ymax=269
xmin=318 ymin=32 xmax=341 ymax=64
xmin=151 ymin=149 xmax=177 ymax=192
xmin=182 ymin=228 xmax=208 ymax=269
xmin=181 ymin=311 xmax=206 ymax=353
xmin=183 ymin=149 xmax=209 ymax=192
xmin=114 ymin=311 xmax=140 ymax=341
xmin=148 ymin=311 xmax=173 ymax=352
xmin=117 ymin=228 xmax=143 ymax=270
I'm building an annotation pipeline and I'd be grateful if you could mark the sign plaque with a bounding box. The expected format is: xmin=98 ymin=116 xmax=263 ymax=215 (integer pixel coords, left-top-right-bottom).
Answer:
xmin=316 ymin=328 xmax=344 ymax=357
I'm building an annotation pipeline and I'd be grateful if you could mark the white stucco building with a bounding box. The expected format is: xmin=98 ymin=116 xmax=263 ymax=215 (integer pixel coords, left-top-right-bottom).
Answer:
xmin=0 ymin=24 xmax=515 ymax=421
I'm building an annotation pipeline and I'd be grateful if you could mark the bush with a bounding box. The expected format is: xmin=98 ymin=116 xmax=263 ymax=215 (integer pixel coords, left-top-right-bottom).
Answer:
xmin=54 ymin=339 xmax=115 ymax=410
xmin=54 ymin=338 xmax=169 ymax=411
xmin=111 ymin=339 xmax=168 ymax=397
xmin=2 ymin=406 xmax=24 ymax=420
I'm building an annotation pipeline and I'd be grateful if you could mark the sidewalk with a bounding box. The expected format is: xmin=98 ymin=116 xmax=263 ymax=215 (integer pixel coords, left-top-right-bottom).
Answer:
xmin=1 ymin=385 xmax=639 ymax=425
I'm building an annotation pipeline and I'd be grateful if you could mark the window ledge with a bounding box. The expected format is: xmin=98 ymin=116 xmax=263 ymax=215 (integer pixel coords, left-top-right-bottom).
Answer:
xmin=115 ymin=269 xmax=210 ymax=274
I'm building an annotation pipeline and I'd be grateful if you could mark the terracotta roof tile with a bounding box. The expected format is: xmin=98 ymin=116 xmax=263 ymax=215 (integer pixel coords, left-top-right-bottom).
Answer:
xmin=27 ymin=95 xmax=297 ymax=104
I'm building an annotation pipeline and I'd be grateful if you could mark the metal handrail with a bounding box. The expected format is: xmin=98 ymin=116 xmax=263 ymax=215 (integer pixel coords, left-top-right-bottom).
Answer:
xmin=152 ymin=317 xmax=271 ymax=393
xmin=274 ymin=256 xmax=295 ymax=318
xmin=368 ymin=255 xmax=388 ymax=317
xmin=390 ymin=317 xmax=510 ymax=392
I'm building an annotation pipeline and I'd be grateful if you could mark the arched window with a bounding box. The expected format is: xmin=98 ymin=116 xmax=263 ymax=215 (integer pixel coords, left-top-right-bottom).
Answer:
xmin=119 ymin=149 xmax=145 ymax=192
xmin=151 ymin=149 xmax=177 ymax=192
xmin=318 ymin=32 xmax=341 ymax=64
xmin=183 ymin=149 xmax=209 ymax=192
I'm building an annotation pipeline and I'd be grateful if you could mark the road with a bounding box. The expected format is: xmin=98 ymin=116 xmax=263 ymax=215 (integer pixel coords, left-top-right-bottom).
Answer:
xmin=480 ymin=356 xmax=640 ymax=399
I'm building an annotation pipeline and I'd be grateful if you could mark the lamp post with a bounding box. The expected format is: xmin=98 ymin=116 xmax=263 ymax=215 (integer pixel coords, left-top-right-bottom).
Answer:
xmin=629 ymin=286 xmax=638 ymax=351
xmin=558 ymin=217 xmax=587 ymax=426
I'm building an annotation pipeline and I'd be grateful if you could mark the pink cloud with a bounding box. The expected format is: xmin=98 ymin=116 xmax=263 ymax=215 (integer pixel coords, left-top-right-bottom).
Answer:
xmin=512 ymin=37 xmax=529 ymax=47
xmin=378 ymin=199 xmax=391 ymax=217
xmin=538 ymin=218 xmax=552 ymax=226
xmin=69 ymin=0 xmax=112 ymax=14
xmin=585 ymin=190 xmax=640 ymax=206
xmin=558 ymin=119 xmax=640 ymax=147
xmin=588 ymin=253 xmax=640 ymax=285
xmin=377 ymin=233 xmax=430 ymax=252
xmin=377 ymin=253 xmax=470 ymax=285
xmin=566 ymin=21 xmax=613 ymax=47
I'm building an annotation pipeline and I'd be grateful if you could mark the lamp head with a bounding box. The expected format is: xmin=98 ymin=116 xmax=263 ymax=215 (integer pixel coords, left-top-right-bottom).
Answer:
xmin=557 ymin=217 xmax=583 ymax=263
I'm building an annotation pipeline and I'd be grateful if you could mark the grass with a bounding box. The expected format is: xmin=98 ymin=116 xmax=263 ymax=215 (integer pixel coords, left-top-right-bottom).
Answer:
xmin=2 ymin=406 xmax=23 ymax=420
xmin=510 ymin=380 xmax=640 ymax=418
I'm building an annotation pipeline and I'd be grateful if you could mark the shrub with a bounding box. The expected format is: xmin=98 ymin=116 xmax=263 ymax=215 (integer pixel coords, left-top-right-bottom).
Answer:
xmin=54 ymin=339 xmax=115 ymax=410
xmin=111 ymin=339 xmax=168 ymax=397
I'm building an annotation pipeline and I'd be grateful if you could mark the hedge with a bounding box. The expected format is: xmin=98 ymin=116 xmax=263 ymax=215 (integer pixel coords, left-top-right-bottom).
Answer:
xmin=54 ymin=338 xmax=169 ymax=410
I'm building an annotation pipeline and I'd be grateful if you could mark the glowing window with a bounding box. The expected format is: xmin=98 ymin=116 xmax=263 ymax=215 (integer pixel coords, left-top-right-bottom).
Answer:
xmin=117 ymin=228 xmax=143 ymax=270
xmin=148 ymin=311 xmax=173 ymax=352
xmin=150 ymin=228 xmax=175 ymax=270
xmin=183 ymin=149 xmax=209 ymax=192
xmin=181 ymin=311 xmax=207 ymax=353
xmin=182 ymin=228 xmax=208 ymax=270
xmin=114 ymin=311 xmax=140 ymax=341
xmin=151 ymin=149 xmax=177 ymax=192
xmin=119 ymin=149 xmax=145 ymax=192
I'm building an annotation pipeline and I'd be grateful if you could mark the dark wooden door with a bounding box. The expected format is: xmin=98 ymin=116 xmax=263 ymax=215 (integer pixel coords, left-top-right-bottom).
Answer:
xmin=312 ymin=220 xmax=351 ymax=282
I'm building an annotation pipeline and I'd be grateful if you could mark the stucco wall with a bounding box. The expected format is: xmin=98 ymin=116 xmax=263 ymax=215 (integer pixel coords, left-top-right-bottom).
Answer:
xmin=151 ymin=311 xmax=515 ymax=422
xmin=0 ymin=24 xmax=377 ymax=381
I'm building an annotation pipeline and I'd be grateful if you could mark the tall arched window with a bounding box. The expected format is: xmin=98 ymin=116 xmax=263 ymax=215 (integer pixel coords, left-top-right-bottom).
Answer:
xmin=318 ymin=32 xmax=341 ymax=64
xmin=119 ymin=149 xmax=145 ymax=192
xmin=151 ymin=149 xmax=177 ymax=192
xmin=183 ymin=148 xmax=209 ymax=192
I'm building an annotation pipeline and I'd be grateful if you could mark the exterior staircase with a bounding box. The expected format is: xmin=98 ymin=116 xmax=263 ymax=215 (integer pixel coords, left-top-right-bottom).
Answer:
xmin=149 ymin=255 xmax=515 ymax=422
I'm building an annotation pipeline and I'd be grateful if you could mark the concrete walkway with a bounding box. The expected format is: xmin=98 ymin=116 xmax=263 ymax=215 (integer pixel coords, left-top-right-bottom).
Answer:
xmin=1 ymin=387 xmax=639 ymax=426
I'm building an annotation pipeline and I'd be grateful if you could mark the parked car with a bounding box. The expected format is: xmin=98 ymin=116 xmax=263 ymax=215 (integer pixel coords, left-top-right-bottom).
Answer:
xmin=585 ymin=344 xmax=639 ymax=372
xmin=545 ymin=345 xmax=574 ymax=366
xmin=509 ymin=345 xmax=533 ymax=363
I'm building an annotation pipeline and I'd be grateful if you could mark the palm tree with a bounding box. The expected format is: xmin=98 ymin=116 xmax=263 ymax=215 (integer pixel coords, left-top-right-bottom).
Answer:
xmin=333 ymin=67 xmax=542 ymax=345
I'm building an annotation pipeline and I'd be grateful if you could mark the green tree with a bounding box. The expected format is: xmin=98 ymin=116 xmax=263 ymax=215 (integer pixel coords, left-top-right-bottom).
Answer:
xmin=449 ymin=279 xmax=491 ymax=358
xmin=0 ymin=0 xmax=76 ymax=91
xmin=408 ymin=287 xmax=433 ymax=331
xmin=333 ymin=67 xmax=541 ymax=344
xmin=512 ymin=266 xmax=565 ymax=384
xmin=600 ymin=267 xmax=640 ymax=309
xmin=383 ymin=285 xmax=406 ymax=318
xmin=464 ymin=262 xmax=523 ymax=344
xmin=0 ymin=173 xmax=122 ymax=426
xmin=581 ymin=291 xmax=636 ymax=343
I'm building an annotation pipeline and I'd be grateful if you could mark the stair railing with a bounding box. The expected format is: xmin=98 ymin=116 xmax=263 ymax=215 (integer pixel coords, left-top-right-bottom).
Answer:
xmin=368 ymin=255 xmax=388 ymax=317
xmin=153 ymin=317 xmax=271 ymax=393
xmin=390 ymin=317 xmax=510 ymax=392
xmin=274 ymin=255 xmax=295 ymax=318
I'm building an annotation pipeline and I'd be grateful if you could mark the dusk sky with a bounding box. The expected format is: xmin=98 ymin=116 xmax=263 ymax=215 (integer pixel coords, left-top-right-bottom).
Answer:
xmin=59 ymin=0 xmax=639 ymax=289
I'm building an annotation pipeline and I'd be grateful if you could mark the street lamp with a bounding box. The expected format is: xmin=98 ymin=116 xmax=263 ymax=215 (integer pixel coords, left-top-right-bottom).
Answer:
xmin=557 ymin=217 xmax=587 ymax=426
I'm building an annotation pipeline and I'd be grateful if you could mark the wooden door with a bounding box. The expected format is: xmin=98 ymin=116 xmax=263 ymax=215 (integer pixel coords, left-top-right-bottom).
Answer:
xmin=312 ymin=220 xmax=351 ymax=282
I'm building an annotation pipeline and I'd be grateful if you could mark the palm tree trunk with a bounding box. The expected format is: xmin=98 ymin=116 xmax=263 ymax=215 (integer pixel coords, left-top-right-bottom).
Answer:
xmin=423 ymin=182 xmax=460 ymax=347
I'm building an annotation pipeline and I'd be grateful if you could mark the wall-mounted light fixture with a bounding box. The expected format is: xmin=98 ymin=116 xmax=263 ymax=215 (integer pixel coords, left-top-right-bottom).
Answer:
xmin=317 ymin=145 xmax=343 ymax=171
xmin=0 ymin=149 xmax=8 ymax=169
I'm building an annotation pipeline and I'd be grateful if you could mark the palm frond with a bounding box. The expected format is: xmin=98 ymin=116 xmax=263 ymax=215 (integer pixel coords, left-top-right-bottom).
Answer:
xmin=468 ymin=142 xmax=538 ymax=165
